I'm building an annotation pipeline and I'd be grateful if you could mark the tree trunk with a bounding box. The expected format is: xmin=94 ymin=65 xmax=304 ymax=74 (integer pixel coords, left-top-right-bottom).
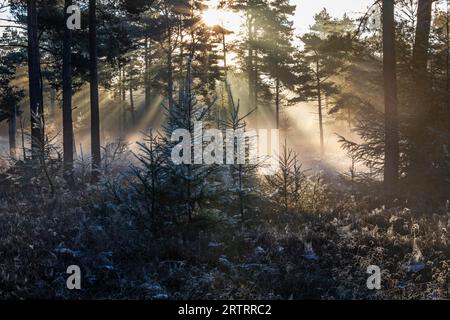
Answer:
xmin=167 ymin=23 xmax=174 ymax=110
xmin=412 ymin=0 xmax=432 ymax=99
xmin=179 ymin=22 xmax=184 ymax=81
xmin=89 ymin=0 xmax=101 ymax=177
xmin=447 ymin=0 xmax=450 ymax=148
xmin=316 ymin=60 xmax=324 ymax=156
xmin=63 ymin=0 xmax=74 ymax=178
xmin=118 ymin=64 xmax=123 ymax=101
xmin=446 ymin=0 xmax=449 ymax=108
xmin=239 ymin=164 xmax=244 ymax=220
xmin=122 ymin=68 xmax=127 ymax=133
xmin=410 ymin=0 xmax=433 ymax=182
xmin=144 ymin=36 xmax=151 ymax=109
xmin=27 ymin=0 xmax=43 ymax=160
xmin=283 ymin=144 xmax=288 ymax=212
xmin=129 ymin=76 xmax=136 ymax=126
xmin=72 ymin=133 xmax=77 ymax=158
xmin=382 ymin=0 xmax=400 ymax=194
xmin=275 ymin=75 xmax=280 ymax=130
xmin=167 ymin=51 xmax=174 ymax=110
xmin=254 ymin=48 xmax=259 ymax=113
xmin=9 ymin=105 xmax=17 ymax=159
xmin=20 ymin=114 xmax=26 ymax=161
xmin=121 ymin=66 xmax=126 ymax=102
xmin=223 ymin=31 xmax=228 ymax=80
xmin=50 ymin=87 xmax=56 ymax=116
xmin=247 ymin=16 xmax=255 ymax=113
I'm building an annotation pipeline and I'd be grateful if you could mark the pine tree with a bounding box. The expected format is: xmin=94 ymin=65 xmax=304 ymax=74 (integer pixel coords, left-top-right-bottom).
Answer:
xmin=0 ymin=51 xmax=24 ymax=159
xmin=89 ymin=0 xmax=101 ymax=178
xmin=292 ymin=10 xmax=352 ymax=155
xmin=220 ymin=85 xmax=257 ymax=220
xmin=231 ymin=0 xmax=268 ymax=118
xmin=265 ymin=141 xmax=306 ymax=213
xmin=409 ymin=0 xmax=433 ymax=186
xmin=62 ymin=0 xmax=74 ymax=178
xmin=161 ymin=59 xmax=216 ymax=222
xmin=132 ymin=129 xmax=165 ymax=233
xmin=26 ymin=0 xmax=44 ymax=159
xmin=260 ymin=0 xmax=296 ymax=130
xmin=382 ymin=0 xmax=400 ymax=195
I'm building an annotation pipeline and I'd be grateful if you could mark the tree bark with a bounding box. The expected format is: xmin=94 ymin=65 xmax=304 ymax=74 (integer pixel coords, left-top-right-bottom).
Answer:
xmin=316 ymin=59 xmax=324 ymax=156
xmin=129 ymin=74 xmax=136 ymax=126
xmin=167 ymin=21 xmax=174 ymax=110
xmin=9 ymin=105 xmax=17 ymax=159
xmin=275 ymin=75 xmax=280 ymax=130
xmin=20 ymin=114 xmax=26 ymax=161
xmin=447 ymin=0 xmax=450 ymax=148
xmin=144 ymin=36 xmax=151 ymax=109
xmin=27 ymin=0 xmax=43 ymax=159
xmin=121 ymin=68 xmax=127 ymax=133
xmin=254 ymin=48 xmax=259 ymax=112
xmin=121 ymin=65 xmax=126 ymax=102
xmin=167 ymin=50 xmax=174 ymax=110
xmin=247 ymin=16 xmax=255 ymax=113
xmin=63 ymin=0 xmax=74 ymax=178
xmin=446 ymin=0 xmax=449 ymax=108
xmin=50 ymin=87 xmax=56 ymax=116
xmin=89 ymin=0 xmax=101 ymax=177
xmin=382 ymin=0 xmax=400 ymax=194
xmin=410 ymin=0 xmax=433 ymax=181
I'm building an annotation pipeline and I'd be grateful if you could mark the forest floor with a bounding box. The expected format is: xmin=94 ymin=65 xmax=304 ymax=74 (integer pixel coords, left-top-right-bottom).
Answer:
xmin=0 ymin=160 xmax=448 ymax=300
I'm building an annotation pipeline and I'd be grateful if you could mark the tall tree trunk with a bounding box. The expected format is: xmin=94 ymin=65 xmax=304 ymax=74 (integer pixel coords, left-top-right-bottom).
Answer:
xmin=447 ymin=0 xmax=450 ymax=148
xmin=63 ymin=0 xmax=74 ymax=178
xmin=118 ymin=64 xmax=122 ymax=134
xmin=118 ymin=64 xmax=123 ymax=101
xmin=275 ymin=75 xmax=280 ymax=130
xmin=121 ymin=66 xmax=126 ymax=102
xmin=9 ymin=105 xmax=17 ymax=159
xmin=410 ymin=0 xmax=433 ymax=182
xmin=20 ymin=114 xmax=26 ymax=160
xmin=223 ymin=31 xmax=227 ymax=80
xmin=27 ymin=0 xmax=43 ymax=160
xmin=167 ymin=22 xmax=174 ymax=110
xmin=179 ymin=22 xmax=184 ymax=81
xmin=247 ymin=16 xmax=255 ymax=113
xmin=144 ymin=36 xmax=151 ymax=109
xmin=50 ymin=87 xmax=56 ymax=116
xmin=283 ymin=144 xmax=288 ymax=212
xmin=252 ymin=20 xmax=259 ymax=114
xmin=254 ymin=48 xmax=258 ymax=112
xmin=239 ymin=164 xmax=244 ymax=220
xmin=121 ymin=68 xmax=127 ymax=133
xmin=39 ymin=59 xmax=45 ymax=138
xmin=89 ymin=0 xmax=101 ymax=177
xmin=72 ymin=134 xmax=77 ymax=158
xmin=446 ymin=0 xmax=449 ymax=108
xmin=382 ymin=0 xmax=400 ymax=194
xmin=167 ymin=51 xmax=174 ymax=110
xmin=129 ymin=75 xmax=136 ymax=126
xmin=316 ymin=59 xmax=324 ymax=156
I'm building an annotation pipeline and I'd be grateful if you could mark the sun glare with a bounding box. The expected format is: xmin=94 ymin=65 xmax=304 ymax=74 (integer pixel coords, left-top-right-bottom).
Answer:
xmin=201 ymin=8 xmax=243 ymax=34
xmin=202 ymin=9 xmax=221 ymax=27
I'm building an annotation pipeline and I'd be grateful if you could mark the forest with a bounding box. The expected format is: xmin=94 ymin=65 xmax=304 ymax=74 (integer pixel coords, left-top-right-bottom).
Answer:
xmin=0 ymin=0 xmax=448 ymax=300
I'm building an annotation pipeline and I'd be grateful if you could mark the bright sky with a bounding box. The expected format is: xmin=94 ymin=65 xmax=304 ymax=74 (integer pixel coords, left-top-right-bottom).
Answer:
xmin=1 ymin=1 xmax=375 ymax=31
xmin=204 ymin=0 xmax=376 ymax=35
xmin=0 ymin=1 xmax=376 ymax=38
xmin=292 ymin=0 xmax=375 ymax=34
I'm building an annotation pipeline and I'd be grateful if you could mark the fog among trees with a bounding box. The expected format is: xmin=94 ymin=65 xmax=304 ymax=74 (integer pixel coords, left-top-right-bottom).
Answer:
xmin=0 ymin=0 xmax=448 ymax=300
